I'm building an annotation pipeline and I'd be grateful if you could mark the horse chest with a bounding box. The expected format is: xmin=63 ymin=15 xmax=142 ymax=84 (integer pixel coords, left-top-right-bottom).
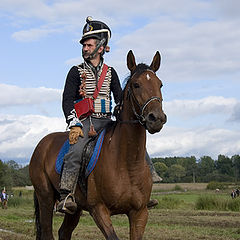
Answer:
xmin=107 ymin=181 xmax=150 ymax=211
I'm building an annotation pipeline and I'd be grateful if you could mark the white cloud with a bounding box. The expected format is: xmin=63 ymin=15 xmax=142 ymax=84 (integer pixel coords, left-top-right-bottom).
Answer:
xmin=0 ymin=113 xmax=239 ymax=163
xmin=12 ymin=27 xmax=62 ymax=42
xmin=113 ymin=17 xmax=240 ymax=82
xmin=0 ymin=84 xmax=61 ymax=107
xmin=165 ymin=96 xmax=239 ymax=119
xmin=147 ymin=126 xmax=240 ymax=159
xmin=0 ymin=114 xmax=66 ymax=161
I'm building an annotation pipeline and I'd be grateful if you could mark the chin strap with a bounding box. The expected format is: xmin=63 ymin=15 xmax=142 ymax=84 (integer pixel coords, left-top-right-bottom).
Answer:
xmin=85 ymin=38 xmax=106 ymax=60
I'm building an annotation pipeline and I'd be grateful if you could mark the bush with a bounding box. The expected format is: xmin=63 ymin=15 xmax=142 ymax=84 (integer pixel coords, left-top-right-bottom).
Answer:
xmin=195 ymin=195 xmax=228 ymax=211
xmin=228 ymin=198 xmax=240 ymax=211
xmin=157 ymin=196 xmax=182 ymax=209
xmin=172 ymin=185 xmax=184 ymax=191
xmin=6 ymin=194 xmax=33 ymax=208
xmin=206 ymin=181 xmax=226 ymax=190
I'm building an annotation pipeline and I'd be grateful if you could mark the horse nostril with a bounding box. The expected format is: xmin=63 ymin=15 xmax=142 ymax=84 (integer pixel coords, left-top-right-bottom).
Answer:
xmin=148 ymin=113 xmax=156 ymax=122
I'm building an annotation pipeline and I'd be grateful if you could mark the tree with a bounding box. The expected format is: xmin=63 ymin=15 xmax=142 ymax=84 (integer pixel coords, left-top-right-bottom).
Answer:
xmin=216 ymin=155 xmax=233 ymax=176
xmin=154 ymin=162 xmax=168 ymax=178
xmin=198 ymin=156 xmax=215 ymax=182
xmin=178 ymin=156 xmax=197 ymax=183
xmin=232 ymin=155 xmax=240 ymax=182
xmin=167 ymin=164 xmax=186 ymax=182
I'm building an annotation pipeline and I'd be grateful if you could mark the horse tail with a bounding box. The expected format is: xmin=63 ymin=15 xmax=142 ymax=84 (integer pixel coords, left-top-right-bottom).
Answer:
xmin=33 ymin=191 xmax=41 ymax=239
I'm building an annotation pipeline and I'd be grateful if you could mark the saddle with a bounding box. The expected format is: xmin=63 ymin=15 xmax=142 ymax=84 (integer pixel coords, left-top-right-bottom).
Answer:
xmin=55 ymin=129 xmax=106 ymax=196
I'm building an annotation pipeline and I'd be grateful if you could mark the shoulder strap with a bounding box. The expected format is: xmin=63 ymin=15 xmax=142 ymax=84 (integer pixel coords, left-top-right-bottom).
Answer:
xmin=92 ymin=64 xmax=108 ymax=100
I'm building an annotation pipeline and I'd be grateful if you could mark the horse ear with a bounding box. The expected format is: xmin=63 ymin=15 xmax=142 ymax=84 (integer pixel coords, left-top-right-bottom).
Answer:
xmin=150 ymin=51 xmax=161 ymax=72
xmin=127 ymin=50 xmax=137 ymax=73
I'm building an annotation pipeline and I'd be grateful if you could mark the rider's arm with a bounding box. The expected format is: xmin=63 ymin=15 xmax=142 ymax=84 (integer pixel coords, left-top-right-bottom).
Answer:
xmin=110 ymin=67 xmax=122 ymax=104
xmin=62 ymin=66 xmax=83 ymax=129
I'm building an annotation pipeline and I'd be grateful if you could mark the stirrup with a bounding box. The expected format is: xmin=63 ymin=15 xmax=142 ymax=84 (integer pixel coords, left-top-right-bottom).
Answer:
xmin=58 ymin=193 xmax=77 ymax=215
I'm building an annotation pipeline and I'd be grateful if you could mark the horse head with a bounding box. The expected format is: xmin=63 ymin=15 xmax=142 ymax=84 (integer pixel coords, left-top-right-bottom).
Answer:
xmin=124 ymin=50 xmax=167 ymax=134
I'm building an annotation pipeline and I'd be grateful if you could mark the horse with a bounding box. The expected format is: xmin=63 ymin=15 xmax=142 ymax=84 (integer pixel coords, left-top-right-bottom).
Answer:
xmin=29 ymin=50 xmax=167 ymax=240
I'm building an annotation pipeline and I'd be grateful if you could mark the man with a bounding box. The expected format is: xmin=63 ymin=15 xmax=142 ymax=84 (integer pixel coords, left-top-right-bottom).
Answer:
xmin=57 ymin=17 xmax=161 ymax=214
xmin=0 ymin=189 xmax=8 ymax=209
xmin=57 ymin=17 xmax=122 ymax=214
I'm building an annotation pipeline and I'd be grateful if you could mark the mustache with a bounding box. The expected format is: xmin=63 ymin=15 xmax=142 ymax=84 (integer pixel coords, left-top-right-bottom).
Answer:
xmin=82 ymin=50 xmax=90 ymax=59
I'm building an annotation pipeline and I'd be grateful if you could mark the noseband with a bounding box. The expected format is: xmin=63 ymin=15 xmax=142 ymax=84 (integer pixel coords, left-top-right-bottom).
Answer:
xmin=128 ymin=86 xmax=162 ymax=126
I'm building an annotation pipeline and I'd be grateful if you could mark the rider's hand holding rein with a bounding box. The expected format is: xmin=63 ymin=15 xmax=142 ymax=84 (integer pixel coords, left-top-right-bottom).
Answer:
xmin=69 ymin=126 xmax=84 ymax=145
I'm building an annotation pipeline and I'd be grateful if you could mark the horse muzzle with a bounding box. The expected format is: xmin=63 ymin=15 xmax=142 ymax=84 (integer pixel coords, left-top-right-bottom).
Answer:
xmin=144 ymin=111 xmax=167 ymax=134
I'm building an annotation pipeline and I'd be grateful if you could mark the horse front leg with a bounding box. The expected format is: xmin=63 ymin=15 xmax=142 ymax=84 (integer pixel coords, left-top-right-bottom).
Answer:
xmin=90 ymin=204 xmax=119 ymax=240
xmin=58 ymin=209 xmax=82 ymax=240
xmin=128 ymin=207 xmax=148 ymax=240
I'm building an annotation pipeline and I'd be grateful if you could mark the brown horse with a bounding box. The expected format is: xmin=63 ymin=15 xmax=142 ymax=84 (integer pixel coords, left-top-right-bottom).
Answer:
xmin=29 ymin=50 xmax=166 ymax=240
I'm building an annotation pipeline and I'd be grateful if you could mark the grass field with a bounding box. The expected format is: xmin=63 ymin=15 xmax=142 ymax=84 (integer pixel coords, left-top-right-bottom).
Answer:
xmin=1 ymin=183 xmax=240 ymax=240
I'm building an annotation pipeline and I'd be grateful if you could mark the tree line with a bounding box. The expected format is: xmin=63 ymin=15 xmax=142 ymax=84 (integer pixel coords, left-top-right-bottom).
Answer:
xmin=1 ymin=154 xmax=240 ymax=187
xmin=153 ymin=154 xmax=240 ymax=183
xmin=0 ymin=159 xmax=31 ymax=188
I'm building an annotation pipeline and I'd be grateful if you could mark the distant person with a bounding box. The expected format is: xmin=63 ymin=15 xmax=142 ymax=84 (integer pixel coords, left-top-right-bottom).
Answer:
xmin=231 ymin=190 xmax=236 ymax=199
xmin=235 ymin=188 xmax=239 ymax=197
xmin=0 ymin=189 xmax=8 ymax=209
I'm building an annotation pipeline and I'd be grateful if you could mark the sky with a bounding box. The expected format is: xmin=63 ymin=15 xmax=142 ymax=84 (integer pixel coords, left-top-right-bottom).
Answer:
xmin=0 ymin=0 xmax=240 ymax=165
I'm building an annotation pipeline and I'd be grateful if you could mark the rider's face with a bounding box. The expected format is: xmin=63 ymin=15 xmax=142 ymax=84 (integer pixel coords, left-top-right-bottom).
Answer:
xmin=82 ymin=38 xmax=97 ymax=60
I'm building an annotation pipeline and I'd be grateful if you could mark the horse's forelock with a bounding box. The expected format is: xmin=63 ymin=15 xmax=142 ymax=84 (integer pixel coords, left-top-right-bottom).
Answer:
xmin=119 ymin=63 xmax=151 ymax=105
xmin=123 ymin=63 xmax=150 ymax=90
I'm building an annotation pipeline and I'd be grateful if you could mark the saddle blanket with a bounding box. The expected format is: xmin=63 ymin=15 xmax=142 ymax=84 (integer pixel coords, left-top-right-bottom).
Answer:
xmin=55 ymin=129 xmax=106 ymax=177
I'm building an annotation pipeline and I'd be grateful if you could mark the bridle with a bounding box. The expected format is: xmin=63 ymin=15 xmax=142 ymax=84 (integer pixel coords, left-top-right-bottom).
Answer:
xmin=118 ymin=69 xmax=162 ymax=126
xmin=128 ymin=85 xmax=162 ymax=126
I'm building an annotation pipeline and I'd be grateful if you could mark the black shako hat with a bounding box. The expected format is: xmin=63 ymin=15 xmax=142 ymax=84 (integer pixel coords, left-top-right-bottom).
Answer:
xmin=80 ymin=16 xmax=111 ymax=47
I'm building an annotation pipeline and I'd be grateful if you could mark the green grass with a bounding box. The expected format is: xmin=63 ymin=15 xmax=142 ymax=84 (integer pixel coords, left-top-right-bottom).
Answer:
xmin=1 ymin=184 xmax=240 ymax=239
xmin=196 ymin=194 xmax=240 ymax=211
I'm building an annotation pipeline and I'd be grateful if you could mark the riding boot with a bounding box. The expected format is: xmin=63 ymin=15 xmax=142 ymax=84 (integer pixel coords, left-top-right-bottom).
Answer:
xmin=145 ymin=152 xmax=161 ymax=208
xmin=57 ymin=170 xmax=78 ymax=214
xmin=145 ymin=152 xmax=162 ymax=183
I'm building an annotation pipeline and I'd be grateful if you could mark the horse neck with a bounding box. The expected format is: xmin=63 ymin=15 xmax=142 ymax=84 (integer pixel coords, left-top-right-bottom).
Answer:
xmin=119 ymin=98 xmax=147 ymax=166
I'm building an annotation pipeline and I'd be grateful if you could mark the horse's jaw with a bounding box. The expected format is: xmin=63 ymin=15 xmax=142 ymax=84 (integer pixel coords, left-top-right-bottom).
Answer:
xmin=146 ymin=121 xmax=164 ymax=134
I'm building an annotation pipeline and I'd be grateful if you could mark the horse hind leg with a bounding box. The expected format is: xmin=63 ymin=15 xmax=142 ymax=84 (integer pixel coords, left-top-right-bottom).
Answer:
xmin=91 ymin=204 xmax=119 ymax=240
xmin=58 ymin=209 xmax=82 ymax=240
xmin=33 ymin=192 xmax=42 ymax=240
xmin=34 ymin=187 xmax=55 ymax=240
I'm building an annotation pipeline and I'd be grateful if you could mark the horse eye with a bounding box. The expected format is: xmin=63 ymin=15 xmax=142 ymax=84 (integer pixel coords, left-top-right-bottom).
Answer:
xmin=133 ymin=82 xmax=140 ymax=88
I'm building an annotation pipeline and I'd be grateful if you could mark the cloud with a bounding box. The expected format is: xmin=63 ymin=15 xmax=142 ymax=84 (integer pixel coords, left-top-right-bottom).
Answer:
xmin=147 ymin=126 xmax=240 ymax=159
xmin=165 ymin=96 xmax=239 ymax=119
xmin=230 ymin=103 xmax=240 ymax=122
xmin=0 ymin=113 xmax=238 ymax=163
xmin=3 ymin=0 xmax=240 ymax=83
xmin=12 ymin=27 xmax=62 ymax=42
xmin=113 ymin=17 xmax=240 ymax=83
xmin=0 ymin=114 xmax=66 ymax=162
xmin=0 ymin=84 xmax=62 ymax=107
